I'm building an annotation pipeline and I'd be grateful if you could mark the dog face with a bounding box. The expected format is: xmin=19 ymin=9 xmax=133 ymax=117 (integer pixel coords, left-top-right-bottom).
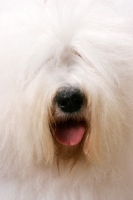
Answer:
xmin=25 ymin=45 xmax=127 ymax=166
xmin=0 ymin=0 xmax=132 ymax=169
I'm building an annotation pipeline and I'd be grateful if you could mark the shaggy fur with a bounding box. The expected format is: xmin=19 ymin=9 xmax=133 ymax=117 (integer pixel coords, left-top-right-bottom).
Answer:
xmin=0 ymin=0 xmax=133 ymax=199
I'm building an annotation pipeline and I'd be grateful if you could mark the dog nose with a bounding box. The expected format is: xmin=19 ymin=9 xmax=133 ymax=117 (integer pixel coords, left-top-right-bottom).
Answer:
xmin=55 ymin=87 xmax=84 ymax=113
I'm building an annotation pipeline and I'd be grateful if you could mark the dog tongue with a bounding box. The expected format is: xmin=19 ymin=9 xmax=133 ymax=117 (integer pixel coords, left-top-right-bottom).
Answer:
xmin=55 ymin=122 xmax=86 ymax=146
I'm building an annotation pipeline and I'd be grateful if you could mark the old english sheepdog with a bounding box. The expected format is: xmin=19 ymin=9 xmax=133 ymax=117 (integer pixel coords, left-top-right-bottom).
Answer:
xmin=0 ymin=0 xmax=133 ymax=199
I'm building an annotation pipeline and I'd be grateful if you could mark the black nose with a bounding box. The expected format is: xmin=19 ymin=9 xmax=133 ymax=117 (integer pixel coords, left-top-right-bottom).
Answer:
xmin=55 ymin=87 xmax=84 ymax=113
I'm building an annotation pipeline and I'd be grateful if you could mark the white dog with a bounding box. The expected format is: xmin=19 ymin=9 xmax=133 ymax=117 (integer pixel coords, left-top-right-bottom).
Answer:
xmin=0 ymin=0 xmax=133 ymax=199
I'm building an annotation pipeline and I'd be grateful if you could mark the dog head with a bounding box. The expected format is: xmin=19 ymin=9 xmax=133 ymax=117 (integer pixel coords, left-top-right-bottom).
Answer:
xmin=0 ymin=0 xmax=132 ymax=170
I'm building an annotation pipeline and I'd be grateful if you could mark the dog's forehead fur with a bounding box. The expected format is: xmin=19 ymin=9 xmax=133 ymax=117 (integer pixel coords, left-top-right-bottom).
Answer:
xmin=0 ymin=0 xmax=133 ymax=199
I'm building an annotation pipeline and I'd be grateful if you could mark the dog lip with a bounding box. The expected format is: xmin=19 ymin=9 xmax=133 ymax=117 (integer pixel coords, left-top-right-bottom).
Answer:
xmin=54 ymin=120 xmax=86 ymax=146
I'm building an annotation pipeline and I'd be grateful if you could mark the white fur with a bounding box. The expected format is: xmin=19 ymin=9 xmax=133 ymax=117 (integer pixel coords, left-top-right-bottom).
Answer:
xmin=0 ymin=0 xmax=133 ymax=199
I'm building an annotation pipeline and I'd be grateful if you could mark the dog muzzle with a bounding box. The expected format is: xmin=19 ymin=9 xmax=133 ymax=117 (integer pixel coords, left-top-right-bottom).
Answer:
xmin=53 ymin=87 xmax=87 ymax=146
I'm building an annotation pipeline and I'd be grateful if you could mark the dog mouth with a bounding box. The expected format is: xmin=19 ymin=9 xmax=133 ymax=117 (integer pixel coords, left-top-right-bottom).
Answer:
xmin=53 ymin=119 xmax=87 ymax=146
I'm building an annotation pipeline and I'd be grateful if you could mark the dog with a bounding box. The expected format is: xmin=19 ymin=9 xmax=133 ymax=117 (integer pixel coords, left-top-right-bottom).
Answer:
xmin=0 ymin=0 xmax=133 ymax=199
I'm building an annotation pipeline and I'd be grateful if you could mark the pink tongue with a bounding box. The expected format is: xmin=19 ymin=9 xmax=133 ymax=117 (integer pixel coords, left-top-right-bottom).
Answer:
xmin=55 ymin=122 xmax=86 ymax=146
